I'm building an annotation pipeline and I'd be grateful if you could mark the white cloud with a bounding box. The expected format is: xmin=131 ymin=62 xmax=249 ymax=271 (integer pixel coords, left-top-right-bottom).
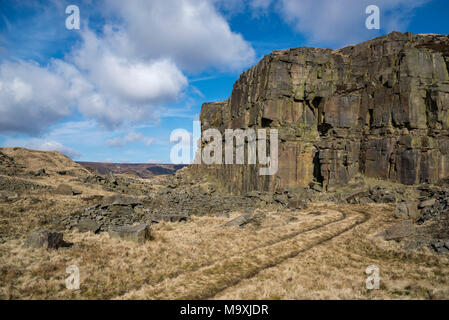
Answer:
xmin=105 ymin=132 xmax=155 ymax=148
xmin=71 ymin=29 xmax=188 ymax=128
xmin=0 ymin=59 xmax=85 ymax=134
xmin=103 ymin=0 xmax=256 ymax=72
xmin=1 ymin=0 xmax=255 ymax=134
xmin=277 ymin=0 xmax=429 ymax=47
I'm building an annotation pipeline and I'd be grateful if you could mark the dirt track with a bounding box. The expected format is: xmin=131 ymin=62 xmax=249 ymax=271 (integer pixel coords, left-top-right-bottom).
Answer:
xmin=119 ymin=206 xmax=369 ymax=299
xmin=2 ymin=201 xmax=449 ymax=299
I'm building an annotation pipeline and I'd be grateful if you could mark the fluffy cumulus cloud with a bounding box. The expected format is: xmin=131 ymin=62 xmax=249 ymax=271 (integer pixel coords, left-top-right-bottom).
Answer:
xmin=0 ymin=0 xmax=255 ymax=135
xmin=104 ymin=0 xmax=256 ymax=72
xmin=277 ymin=0 xmax=429 ymax=47
xmin=71 ymin=30 xmax=189 ymax=128
xmin=0 ymin=59 xmax=88 ymax=134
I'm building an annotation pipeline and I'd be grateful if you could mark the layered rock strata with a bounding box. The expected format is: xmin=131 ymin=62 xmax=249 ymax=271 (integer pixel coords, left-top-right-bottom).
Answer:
xmin=196 ymin=32 xmax=449 ymax=194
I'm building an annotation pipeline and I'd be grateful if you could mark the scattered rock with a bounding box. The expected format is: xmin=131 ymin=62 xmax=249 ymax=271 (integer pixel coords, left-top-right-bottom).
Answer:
xmin=224 ymin=213 xmax=253 ymax=227
xmin=108 ymin=224 xmax=151 ymax=244
xmin=379 ymin=221 xmax=416 ymax=241
xmin=287 ymin=199 xmax=307 ymax=210
xmin=148 ymin=213 xmax=188 ymax=223
xmin=419 ymin=198 xmax=437 ymax=208
xmin=55 ymin=184 xmax=74 ymax=195
xmin=0 ymin=190 xmax=19 ymax=201
xmin=273 ymin=193 xmax=289 ymax=206
xmin=216 ymin=212 xmax=230 ymax=218
xmin=395 ymin=202 xmax=420 ymax=220
xmin=31 ymin=169 xmax=48 ymax=177
xmin=76 ymin=218 xmax=102 ymax=233
xmin=431 ymin=239 xmax=449 ymax=253
xmin=346 ymin=191 xmax=370 ymax=204
xmin=102 ymin=194 xmax=142 ymax=206
xmin=25 ymin=230 xmax=69 ymax=249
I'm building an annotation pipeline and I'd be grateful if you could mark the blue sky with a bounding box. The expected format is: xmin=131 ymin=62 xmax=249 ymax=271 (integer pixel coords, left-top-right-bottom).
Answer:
xmin=0 ymin=0 xmax=448 ymax=163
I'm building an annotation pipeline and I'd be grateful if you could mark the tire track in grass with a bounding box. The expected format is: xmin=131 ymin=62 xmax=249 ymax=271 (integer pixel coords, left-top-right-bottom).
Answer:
xmin=119 ymin=208 xmax=369 ymax=299
xmin=111 ymin=208 xmax=345 ymax=298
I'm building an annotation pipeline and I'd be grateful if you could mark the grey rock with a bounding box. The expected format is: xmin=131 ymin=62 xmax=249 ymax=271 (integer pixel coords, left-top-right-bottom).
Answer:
xmin=102 ymin=194 xmax=142 ymax=206
xmin=149 ymin=213 xmax=188 ymax=223
xmin=25 ymin=230 xmax=67 ymax=249
xmin=224 ymin=213 xmax=253 ymax=227
xmin=418 ymin=198 xmax=436 ymax=208
xmin=108 ymin=224 xmax=151 ymax=244
xmin=287 ymin=199 xmax=307 ymax=209
xmin=431 ymin=240 xmax=449 ymax=253
xmin=395 ymin=202 xmax=420 ymax=219
xmin=379 ymin=220 xmax=415 ymax=241
xmin=76 ymin=218 xmax=101 ymax=233
xmin=216 ymin=212 xmax=230 ymax=218
xmin=358 ymin=197 xmax=374 ymax=204
xmin=55 ymin=184 xmax=74 ymax=196
xmin=0 ymin=190 xmax=19 ymax=201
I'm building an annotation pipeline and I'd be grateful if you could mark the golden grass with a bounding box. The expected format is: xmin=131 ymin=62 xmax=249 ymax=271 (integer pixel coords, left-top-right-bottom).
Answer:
xmin=1 ymin=202 xmax=448 ymax=300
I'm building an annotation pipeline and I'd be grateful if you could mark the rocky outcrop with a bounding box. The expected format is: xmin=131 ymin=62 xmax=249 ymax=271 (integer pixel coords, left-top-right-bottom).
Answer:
xmin=25 ymin=230 xmax=70 ymax=249
xmin=196 ymin=32 xmax=449 ymax=194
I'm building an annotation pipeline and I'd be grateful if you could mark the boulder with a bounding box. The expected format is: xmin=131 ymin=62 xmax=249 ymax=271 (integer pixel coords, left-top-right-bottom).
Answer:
xmin=0 ymin=190 xmax=18 ymax=201
xmin=55 ymin=184 xmax=74 ymax=196
xmin=108 ymin=224 xmax=151 ymax=244
xmin=418 ymin=198 xmax=436 ymax=208
xmin=25 ymin=230 xmax=67 ymax=249
xmin=224 ymin=213 xmax=253 ymax=227
xmin=148 ymin=213 xmax=188 ymax=223
xmin=76 ymin=218 xmax=102 ymax=233
xmin=395 ymin=202 xmax=420 ymax=220
xmin=216 ymin=212 xmax=230 ymax=218
xmin=379 ymin=221 xmax=416 ymax=241
xmin=31 ymin=168 xmax=48 ymax=177
xmin=287 ymin=199 xmax=307 ymax=210
xmin=431 ymin=239 xmax=449 ymax=253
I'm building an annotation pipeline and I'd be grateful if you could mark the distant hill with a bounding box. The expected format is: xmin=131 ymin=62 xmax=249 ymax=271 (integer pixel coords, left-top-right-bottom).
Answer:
xmin=77 ymin=162 xmax=187 ymax=179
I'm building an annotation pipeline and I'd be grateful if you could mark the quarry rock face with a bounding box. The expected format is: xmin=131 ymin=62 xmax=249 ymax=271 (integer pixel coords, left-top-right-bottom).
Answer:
xmin=197 ymin=32 xmax=449 ymax=194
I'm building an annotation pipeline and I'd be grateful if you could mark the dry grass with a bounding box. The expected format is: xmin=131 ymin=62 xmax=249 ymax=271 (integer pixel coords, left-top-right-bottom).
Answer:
xmin=1 ymin=202 xmax=448 ymax=300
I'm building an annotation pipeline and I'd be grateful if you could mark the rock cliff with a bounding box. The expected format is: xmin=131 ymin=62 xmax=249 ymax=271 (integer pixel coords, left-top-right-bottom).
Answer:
xmin=196 ymin=32 xmax=449 ymax=195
